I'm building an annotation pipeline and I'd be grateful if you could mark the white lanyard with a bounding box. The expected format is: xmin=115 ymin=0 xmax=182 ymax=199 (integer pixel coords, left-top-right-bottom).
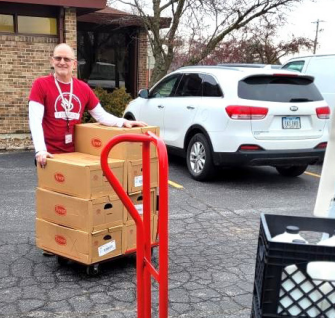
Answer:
xmin=54 ymin=74 xmax=73 ymax=121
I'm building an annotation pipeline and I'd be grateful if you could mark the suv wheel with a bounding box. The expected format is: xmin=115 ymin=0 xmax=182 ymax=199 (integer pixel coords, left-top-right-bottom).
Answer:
xmin=124 ymin=113 xmax=135 ymax=120
xmin=276 ymin=165 xmax=308 ymax=177
xmin=186 ymin=133 xmax=215 ymax=181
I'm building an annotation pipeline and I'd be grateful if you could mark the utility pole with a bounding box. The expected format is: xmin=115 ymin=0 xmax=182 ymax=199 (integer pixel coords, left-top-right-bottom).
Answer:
xmin=311 ymin=19 xmax=325 ymax=54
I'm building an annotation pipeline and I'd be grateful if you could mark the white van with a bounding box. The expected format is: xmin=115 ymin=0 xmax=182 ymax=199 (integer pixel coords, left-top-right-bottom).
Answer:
xmin=282 ymin=54 xmax=335 ymax=110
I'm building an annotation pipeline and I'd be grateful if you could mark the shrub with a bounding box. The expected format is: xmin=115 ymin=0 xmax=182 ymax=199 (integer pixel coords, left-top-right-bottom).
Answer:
xmin=82 ymin=87 xmax=133 ymax=123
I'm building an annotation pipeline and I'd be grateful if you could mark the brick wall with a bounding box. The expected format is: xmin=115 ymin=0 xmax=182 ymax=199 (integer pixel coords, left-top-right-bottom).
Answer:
xmin=64 ymin=8 xmax=77 ymax=58
xmin=0 ymin=36 xmax=58 ymax=135
xmin=0 ymin=7 xmax=77 ymax=150
xmin=138 ymin=29 xmax=148 ymax=90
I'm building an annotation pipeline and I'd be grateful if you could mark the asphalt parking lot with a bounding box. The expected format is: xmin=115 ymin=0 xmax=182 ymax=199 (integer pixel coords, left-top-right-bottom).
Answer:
xmin=0 ymin=150 xmax=323 ymax=318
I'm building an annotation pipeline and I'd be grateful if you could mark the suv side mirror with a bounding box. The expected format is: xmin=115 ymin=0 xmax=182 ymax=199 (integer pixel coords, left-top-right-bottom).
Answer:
xmin=138 ymin=89 xmax=149 ymax=99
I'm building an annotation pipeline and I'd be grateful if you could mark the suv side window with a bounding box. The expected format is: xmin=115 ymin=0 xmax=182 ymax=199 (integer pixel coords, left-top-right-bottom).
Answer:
xmin=149 ymin=74 xmax=181 ymax=98
xmin=200 ymin=74 xmax=223 ymax=97
xmin=282 ymin=61 xmax=305 ymax=72
xmin=175 ymin=73 xmax=202 ymax=97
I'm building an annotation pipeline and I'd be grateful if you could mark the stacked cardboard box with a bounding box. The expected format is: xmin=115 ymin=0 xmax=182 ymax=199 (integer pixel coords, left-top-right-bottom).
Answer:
xmin=35 ymin=124 xmax=160 ymax=265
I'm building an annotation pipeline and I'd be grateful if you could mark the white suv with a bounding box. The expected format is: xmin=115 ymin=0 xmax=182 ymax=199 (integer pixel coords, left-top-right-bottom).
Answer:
xmin=124 ymin=66 xmax=329 ymax=180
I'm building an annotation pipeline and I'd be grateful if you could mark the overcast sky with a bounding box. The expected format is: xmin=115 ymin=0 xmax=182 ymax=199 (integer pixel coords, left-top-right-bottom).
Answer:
xmin=280 ymin=0 xmax=335 ymax=63
xmin=112 ymin=0 xmax=334 ymax=64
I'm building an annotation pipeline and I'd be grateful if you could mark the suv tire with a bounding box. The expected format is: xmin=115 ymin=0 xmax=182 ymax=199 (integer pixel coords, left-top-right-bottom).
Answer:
xmin=124 ymin=113 xmax=135 ymax=120
xmin=186 ymin=133 xmax=215 ymax=181
xmin=276 ymin=165 xmax=308 ymax=177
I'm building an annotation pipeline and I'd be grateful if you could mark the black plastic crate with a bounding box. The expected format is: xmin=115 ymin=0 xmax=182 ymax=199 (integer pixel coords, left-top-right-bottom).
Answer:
xmin=252 ymin=213 xmax=335 ymax=318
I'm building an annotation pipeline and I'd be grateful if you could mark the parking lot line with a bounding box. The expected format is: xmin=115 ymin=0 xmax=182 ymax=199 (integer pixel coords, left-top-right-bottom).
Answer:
xmin=304 ymin=171 xmax=321 ymax=178
xmin=168 ymin=180 xmax=184 ymax=189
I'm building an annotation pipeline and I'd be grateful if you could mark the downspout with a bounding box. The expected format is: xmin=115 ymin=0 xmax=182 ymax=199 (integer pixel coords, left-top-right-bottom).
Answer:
xmin=58 ymin=7 xmax=65 ymax=43
xmin=134 ymin=30 xmax=139 ymax=96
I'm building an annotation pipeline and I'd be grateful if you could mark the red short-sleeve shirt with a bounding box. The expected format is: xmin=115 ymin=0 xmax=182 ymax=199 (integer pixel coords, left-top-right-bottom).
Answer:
xmin=29 ymin=75 xmax=99 ymax=153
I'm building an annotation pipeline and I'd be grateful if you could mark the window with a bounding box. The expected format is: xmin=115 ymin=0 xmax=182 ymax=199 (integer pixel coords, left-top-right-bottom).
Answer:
xmin=150 ymin=75 xmax=181 ymax=98
xmin=175 ymin=73 xmax=202 ymax=97
xmin=0 ymin=14 xmax=14 ymax=33
xmin=238 ymin=75 xmax=323 ymax=103
xmin=18 ymin=16 xmax=57 ymax=35
xmin=77 ymin=31 xmax=129 ymax=92
xmin=0 ymin=10 xmax=57 ymax=36
xmin=282 ymin=61 xmax=305 ymax=72
xmin=201 ymin=74 xmax=223 ymax=97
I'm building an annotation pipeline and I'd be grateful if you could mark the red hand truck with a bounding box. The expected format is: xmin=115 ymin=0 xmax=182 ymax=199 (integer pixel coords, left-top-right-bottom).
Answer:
xmin=100 ymin=131 xmax=168 ymax=318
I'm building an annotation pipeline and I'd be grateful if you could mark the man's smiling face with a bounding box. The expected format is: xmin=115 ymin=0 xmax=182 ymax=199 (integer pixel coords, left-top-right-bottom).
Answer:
xmin=51 ymin=44 xmax=76 ymax=82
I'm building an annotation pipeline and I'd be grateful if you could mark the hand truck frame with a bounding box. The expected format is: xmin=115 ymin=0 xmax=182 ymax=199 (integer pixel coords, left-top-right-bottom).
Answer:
xmin=101 ymin=131 xmax=169 ymax=318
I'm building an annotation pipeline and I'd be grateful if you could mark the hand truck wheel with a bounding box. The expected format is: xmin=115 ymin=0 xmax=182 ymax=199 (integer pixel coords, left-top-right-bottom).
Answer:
xmin=57 ymin=255 xmax=69 ymax=266
xmin=86 ymin=264 xmax=100 ymax=276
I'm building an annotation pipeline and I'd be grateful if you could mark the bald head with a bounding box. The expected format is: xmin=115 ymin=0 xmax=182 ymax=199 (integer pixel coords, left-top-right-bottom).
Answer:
xmin=53 ymin=43 xmax=75 ymax=59
xmin=51 ymin=43 xmax=77 ymax=82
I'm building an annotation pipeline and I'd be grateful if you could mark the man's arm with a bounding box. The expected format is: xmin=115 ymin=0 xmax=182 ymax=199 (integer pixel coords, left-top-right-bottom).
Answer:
xmin=89 ymin=103 xmax=147 ymax=128
xmin=28 ymin=100 xmax=53 ymax=167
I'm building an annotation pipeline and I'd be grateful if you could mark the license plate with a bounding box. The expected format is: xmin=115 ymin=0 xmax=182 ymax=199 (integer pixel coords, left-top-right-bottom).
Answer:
xmin=282 ymin=116 xmax=301 ymax=129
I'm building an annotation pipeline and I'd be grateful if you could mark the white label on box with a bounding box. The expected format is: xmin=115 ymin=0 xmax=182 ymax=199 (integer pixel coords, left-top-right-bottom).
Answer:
xmin=135 ymin=204 xmax=143 ymax=215
xmin=134 ymin=176 xmax=143 ymax=187
xmin=98 ymin=240 xmax=116 ymax=257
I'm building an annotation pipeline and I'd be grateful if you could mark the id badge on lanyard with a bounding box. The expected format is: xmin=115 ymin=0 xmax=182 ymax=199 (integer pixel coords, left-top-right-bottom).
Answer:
xmin=65 ymin=118 xmax=72 ymax=144
xmin=65 ymin=133 xmax=72 ymax=144
xmin=54 ymin=75 xmax=74 ymax=145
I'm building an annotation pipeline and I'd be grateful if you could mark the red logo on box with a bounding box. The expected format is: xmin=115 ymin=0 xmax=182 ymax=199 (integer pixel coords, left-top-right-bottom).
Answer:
xmin=54 ymin=173 xmax=65 ymax=183
xmin=55 ymin=205 xmax=66 ymax=216
xmin=55 ymin=235 xmax=66 ymax=245
xmin=91 ymin=138 xmax=102 ymax=148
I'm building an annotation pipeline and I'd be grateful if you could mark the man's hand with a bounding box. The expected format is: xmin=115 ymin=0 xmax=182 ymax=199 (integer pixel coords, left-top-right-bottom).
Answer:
xmin=36 ymin=150 xmax=54 ymax=168
xmin=123 ymin=119 xmax=148 ymax=128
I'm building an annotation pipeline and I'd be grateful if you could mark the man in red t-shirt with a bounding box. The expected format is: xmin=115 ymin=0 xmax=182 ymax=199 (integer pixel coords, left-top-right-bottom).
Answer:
xmin=29 ymin=43 xmax=146 ymax=168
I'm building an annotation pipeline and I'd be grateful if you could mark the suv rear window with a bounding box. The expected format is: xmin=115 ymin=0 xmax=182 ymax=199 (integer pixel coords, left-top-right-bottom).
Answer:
xmin=238 ymin=75 xmax=323 ymax=102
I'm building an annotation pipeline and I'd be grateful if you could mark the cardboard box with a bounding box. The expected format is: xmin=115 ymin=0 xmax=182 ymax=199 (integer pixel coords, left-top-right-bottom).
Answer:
xmin=37 ymin=152 xmax=126 ymax=199
xmin=127 ymin=158 xmax=158 ymax=193
xmin=74 ymin=123 xmax=160 ymax=160
xmin=122 ymin=217 xmax=154 ymax=253
xmin=36 ymin=218 xmax=122 ymax=265
xmin=36 ymin=188 xmax=125 ymax=232
xmin=125 ymin=189 xmax=157 ymax=223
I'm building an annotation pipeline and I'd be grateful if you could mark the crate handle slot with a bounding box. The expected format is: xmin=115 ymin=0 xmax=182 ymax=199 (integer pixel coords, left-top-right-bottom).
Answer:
xmin=258 ymin=242 xmax=265 ymax=262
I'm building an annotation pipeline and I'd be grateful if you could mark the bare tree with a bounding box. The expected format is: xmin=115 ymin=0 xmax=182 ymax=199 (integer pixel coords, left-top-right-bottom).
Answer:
xmin=109 ymin=0 xmax=305 ymax=85
xmin=171 ymin=16 xmax=313 ymax=69
xmin=235 ymin=16 xmax=313 ymax=64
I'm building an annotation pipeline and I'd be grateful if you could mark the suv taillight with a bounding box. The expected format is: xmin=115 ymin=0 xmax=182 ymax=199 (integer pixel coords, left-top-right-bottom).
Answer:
xmin=315 ymin=142 xmax=327 ymax=149
xmin=316 ymin=106 xmax=330 ymax=119
xmin=225 ymin=106 xmax=268 ymax=120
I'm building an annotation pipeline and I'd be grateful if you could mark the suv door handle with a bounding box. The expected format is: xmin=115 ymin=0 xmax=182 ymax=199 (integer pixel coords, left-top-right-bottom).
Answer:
xmin=158 ymin=105 xmax=164 ymax=109
xmin=187 ymin=106 xmax=195 ymax=110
